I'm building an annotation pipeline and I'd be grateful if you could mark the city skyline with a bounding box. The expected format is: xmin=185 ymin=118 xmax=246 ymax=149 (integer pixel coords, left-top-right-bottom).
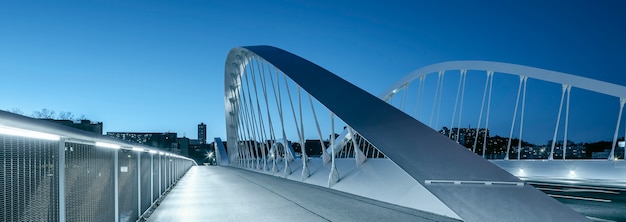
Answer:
xmin=1 ymin=1 xmax=625 ymax=144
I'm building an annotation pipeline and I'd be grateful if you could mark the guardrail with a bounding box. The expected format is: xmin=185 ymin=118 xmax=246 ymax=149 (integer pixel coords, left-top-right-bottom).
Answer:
xmin=0 ymin=111 xmax=197 ymax=222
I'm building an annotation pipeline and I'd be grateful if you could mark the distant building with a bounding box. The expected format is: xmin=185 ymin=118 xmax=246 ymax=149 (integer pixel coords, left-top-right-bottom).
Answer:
xmin=439 ymin=127 xmax=488 ymax=148
xmin=546 ymin=140 xmax=587 ymax=159
xmin=44 ymin=119 xmax=103 ymax=134
xmin=178 ymin=137 xmax=190 ymax=156
xmin=304 ymin=139 xmax=329 ymax=157
xmin=188 ymin=138 xmax=213 ymax=164
xmin=198 ymin=123 xmax=207 ymax=144
xmin=106 ymin=132 xmax=178 ymax=152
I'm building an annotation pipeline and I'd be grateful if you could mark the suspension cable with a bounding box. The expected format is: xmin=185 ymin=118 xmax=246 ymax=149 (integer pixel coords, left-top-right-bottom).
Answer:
xmin=435 ymin=71 xmax=446 ymax=130
xmin=417 ymin=75 xmax=426 ymax=121
xmin=283 ymin=75 xmax=304 ymax=149
xmin=429 ymin=71 xmax=442 ymax=127
xmin=240 ymin=63 xmax=255 ymax=167
xmin=401 ymin=84 xmax=409 ymax=112
xmin=518 ymin=77 xmax=528 ymax=160
xmin=268 ymin=66 xmax=287 ymax=162
xmin=562 ymin=85 xmax=572 ymax=160
xmin=550 ymin=84 xmax=567 ymax=160
xmin=413 ymin=76 xmax=422 ymax=117
xmin=252 ymin=58 xmax=269 ymax=170
xmin=308 ymin=94 xmax=330 ymax=164
xmin=473 ymin=71 xmax=490 ymax=153
xmin=456 ymin=70 xmax=467 ymax=143
xmin=609 ymin=98 xmax=626 ymax=160
xmin=243 ymin=58 xmax=260 ymax=168
xmin=507 ymin=76 xmax=524 ymax=160
xmin=259 ymin=60 xmax=279 ymax=170
xmin=298 ymin=86 xmax=309 ymax=177
xmin=482 ymin=71 xmax=494 ymax=158
xmin=236 ymin=61 xmax=252 ymax=166
xmin=450 ymin=70 xmax=463 ymax=139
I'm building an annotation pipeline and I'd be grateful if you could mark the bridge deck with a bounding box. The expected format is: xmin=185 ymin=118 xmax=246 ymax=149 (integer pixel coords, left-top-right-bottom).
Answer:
xmin=147 ymin=166 xmax=459 ymax=222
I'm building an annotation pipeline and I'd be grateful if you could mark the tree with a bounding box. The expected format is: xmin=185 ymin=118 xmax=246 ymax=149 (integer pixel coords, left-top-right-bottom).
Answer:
xmin=32 ymin=108 xmax=55 ymax=119
xmin=7 ymin=108 xmax=25 ymax=115
xmin=77 ymin=114 xmax=87 ymax=121
xmin=25 ymin=108 xmax=89 ymax=123
xmin=58 ymin=111 xmax=75 ymax=120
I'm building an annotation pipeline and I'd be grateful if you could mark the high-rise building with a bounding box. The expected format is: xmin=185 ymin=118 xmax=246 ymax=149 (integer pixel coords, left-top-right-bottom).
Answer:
xmin=198 ymin=122 xmax=207 ymax=144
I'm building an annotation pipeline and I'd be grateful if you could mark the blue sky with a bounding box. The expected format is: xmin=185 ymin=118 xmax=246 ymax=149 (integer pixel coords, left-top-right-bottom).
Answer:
xmin=1 ymin=1 xmax=625 ymax=144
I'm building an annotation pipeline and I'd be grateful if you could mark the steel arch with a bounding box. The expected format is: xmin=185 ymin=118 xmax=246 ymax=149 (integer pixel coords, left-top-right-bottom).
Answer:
xmin=381 ymin=60 xmax=626 ymax=101
xmin=224 ymin=46 xmax=589 ymax=222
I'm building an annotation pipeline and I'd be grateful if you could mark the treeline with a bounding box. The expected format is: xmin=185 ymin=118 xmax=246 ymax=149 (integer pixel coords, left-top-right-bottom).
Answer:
xmin=5 ymin=108 xmax=89 ymax=123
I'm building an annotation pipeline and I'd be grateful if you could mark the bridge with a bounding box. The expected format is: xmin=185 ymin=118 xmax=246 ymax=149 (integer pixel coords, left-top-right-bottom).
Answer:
xmin=1 ymin=45 xmax=625 ymax=221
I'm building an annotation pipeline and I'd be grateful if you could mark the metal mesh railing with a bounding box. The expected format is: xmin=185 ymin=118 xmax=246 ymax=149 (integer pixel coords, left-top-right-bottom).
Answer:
xmin=1 ymin=135 xmax=59 ymax=221
xmin=140 ymin=152 xmax=151 ymax=216
xmin=0 ymin=121 xmax=196 ymax=222
xmin=118 ymin=150 xmax=138 ymax=222
xmin=65 ymin=142 xmax=115 ymax=222
xmin=152 ymin=155 xmax=159 ymax=202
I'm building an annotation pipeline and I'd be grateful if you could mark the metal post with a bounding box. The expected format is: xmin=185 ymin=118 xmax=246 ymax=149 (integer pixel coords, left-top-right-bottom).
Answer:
xmin=150 ymin=154 xmax=154 ymax=204
xmin=158 ymin=154 xmax=162 ymax=196
xmin=58 ymin=139 xmax=66 ymax=222
xmin=114 ymin=150 xmax=119 ymax=222
xmin=168 ymin=158 xmax=172 ymax=186
xmin=159 ymin=153 xmax=163 ymax=197
xmin=137 ymin=152 xmax=141 ymax=218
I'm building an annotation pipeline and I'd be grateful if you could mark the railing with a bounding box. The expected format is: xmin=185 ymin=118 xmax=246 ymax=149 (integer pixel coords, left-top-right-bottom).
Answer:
xmin=0 ymin=111 xmax=196 ymax=222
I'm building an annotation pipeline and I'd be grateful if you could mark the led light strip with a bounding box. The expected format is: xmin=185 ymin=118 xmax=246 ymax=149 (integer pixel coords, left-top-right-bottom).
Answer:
xmin=0 ymin=125 xmax=193 ymax=163
xmin=95 ymin=141 xmax=121 ymax=149
xmin=131 ymin=147 xmax=145 ymax=152
xmin=0 ymin=125 xmax=61 ymax=141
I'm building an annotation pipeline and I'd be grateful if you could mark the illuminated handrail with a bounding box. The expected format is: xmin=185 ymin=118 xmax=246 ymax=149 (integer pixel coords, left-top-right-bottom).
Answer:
xmin=0 ymin=110 xmax=197 ymax=221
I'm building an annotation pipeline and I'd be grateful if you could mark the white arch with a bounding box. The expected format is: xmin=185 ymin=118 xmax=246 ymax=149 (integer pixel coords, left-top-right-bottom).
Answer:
xmin=381 ymin=61 xmax=626 ymax=101
xmin=224 ymin=46 xmax=588 ymax=222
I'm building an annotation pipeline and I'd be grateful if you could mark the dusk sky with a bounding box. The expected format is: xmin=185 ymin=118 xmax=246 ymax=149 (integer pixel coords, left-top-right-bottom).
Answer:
xmin=1 ymin=1 xmax=625 ymax=144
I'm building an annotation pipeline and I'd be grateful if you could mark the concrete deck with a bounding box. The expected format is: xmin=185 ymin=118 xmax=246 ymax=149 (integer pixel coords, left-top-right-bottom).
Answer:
xmin=147 ymin=166 xmax=460 ymax=222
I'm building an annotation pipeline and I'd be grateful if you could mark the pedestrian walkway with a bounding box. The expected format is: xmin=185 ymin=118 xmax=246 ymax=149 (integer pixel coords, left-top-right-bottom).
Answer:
xmin=147 ymin=166 xmax=459 ymax=222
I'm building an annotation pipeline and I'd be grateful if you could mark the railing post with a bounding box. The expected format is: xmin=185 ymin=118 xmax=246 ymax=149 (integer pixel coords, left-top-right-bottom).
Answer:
xmin=114 ymin=150 xmax=119 ymax=222
xmin=137 ymin=152 xmax=141 ymax=219
xmin=58 ymin=138 xmax=66 ymax=222
xmin=158 ymin=154 xmax=162 ymax=197
xmin=150 ymin=153 xmax=154 ymax=204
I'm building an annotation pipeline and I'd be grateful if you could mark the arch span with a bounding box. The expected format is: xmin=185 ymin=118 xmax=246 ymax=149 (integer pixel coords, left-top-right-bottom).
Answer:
xmin=381 ymin=60 xmax=626 ymax=101
xmin=224 ymin=46 xmax=589 ymax=222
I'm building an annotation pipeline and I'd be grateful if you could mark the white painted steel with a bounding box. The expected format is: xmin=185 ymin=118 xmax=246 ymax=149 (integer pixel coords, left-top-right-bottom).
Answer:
xmin=114 ymin=150 xmax=119 ymax=222
xmin=381 ymin=61 xmax=626 ymax=101
xmin=58 ymin=139 xmax=66 ymax=222
xmin=224 ymin=46 xmax=590 ymax=222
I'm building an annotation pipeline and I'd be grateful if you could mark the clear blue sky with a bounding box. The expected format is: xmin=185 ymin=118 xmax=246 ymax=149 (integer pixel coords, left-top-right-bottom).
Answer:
xmin=1 ymin=1 xmax=625 ymax=144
